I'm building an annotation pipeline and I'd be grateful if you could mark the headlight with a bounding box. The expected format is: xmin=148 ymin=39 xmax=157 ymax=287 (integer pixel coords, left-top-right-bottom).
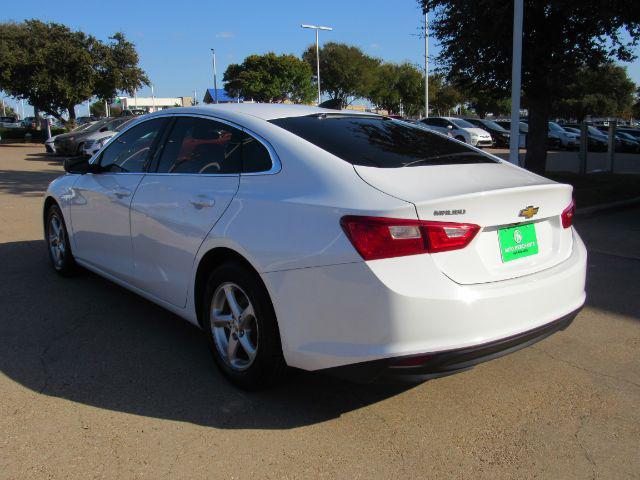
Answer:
xmin=470 ymin=133 xmax=479 ymax=139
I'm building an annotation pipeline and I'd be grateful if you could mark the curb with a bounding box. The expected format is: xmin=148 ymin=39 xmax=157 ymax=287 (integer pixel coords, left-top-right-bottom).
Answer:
xmin=575 ymin=196 xmax=640 ymax=218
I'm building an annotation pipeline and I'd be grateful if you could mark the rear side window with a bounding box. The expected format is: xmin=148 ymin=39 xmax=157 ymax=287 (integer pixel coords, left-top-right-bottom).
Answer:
xmin=241 ymin=133 xmax=272 ymax=173
xmin=157 ymin=117 xmax=243 ymax=174
xmin=270 ymin=115 xmax=496 ymax=168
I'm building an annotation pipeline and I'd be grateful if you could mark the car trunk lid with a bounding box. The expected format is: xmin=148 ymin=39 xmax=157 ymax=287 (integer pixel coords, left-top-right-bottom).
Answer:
xmin=354 ymin=162 xmax=574 ymax=284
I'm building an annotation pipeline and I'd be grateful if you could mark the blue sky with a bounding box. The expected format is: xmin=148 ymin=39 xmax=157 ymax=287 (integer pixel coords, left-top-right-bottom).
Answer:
xmin=2 ymin=0 xmax=639 ymax=116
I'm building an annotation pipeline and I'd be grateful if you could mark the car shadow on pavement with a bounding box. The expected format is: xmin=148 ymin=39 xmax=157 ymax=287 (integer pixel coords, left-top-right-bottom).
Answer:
xmin=23 ymin=152 xmax=65 ymax=167
xmin=576 ymin=208 xmax=640 ymax=320
xmin=0 ymin=169 xmax=62 ymax=197
xmin=0 ymin=240 xmax=414 ymax=429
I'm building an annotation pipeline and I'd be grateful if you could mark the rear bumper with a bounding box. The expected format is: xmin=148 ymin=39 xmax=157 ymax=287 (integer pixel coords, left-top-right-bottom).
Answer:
xmin=264 ymin=229 xmax=587 ymax=373
xmin=325 ymin=307 xmax=580 ymax=383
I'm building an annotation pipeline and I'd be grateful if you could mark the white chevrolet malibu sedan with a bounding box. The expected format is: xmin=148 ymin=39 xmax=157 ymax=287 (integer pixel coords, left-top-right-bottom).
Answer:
xmin=44 ymin=104 xmax=586 ymax=389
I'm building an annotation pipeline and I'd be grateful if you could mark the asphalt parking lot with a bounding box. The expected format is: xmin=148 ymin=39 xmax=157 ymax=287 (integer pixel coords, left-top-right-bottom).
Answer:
xmin=1 ymin=144 xmax=639 ymax=479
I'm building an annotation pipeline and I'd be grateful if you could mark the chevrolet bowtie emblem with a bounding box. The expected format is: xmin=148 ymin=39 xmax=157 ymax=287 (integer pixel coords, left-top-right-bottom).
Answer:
xmin=519 ymin=205 xmax=539 ymax=219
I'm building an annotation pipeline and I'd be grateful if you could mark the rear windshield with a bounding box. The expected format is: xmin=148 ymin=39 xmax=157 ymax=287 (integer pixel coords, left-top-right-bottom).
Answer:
xmin=269 ymin=115 xmax=497 ymax=168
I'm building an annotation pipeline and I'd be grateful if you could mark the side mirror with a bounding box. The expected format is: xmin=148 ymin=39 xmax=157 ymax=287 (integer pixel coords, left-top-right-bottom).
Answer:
xmin=63 ymin=156 xmax=103 ymax=174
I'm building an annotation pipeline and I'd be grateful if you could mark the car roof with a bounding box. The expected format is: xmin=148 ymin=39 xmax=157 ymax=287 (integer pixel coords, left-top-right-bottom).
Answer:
xmin=146 ymin=103 xmax=377 ymax=122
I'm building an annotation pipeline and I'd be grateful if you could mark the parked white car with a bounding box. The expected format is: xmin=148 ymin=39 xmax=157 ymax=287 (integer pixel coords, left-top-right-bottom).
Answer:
xmin=419 ymin=116 xmax=493 ymax=147
xmin=44 ymin=104 xmax=586 ymax=389
xmin=81 ymin=117 xmax=136 ymax=156
xmin=549 ymin=122 xmax=579 ymax=149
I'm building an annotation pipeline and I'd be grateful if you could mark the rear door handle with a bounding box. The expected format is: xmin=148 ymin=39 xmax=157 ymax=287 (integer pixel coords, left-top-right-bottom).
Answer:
xmin=189 ymin=198 xmax=215 ymax=209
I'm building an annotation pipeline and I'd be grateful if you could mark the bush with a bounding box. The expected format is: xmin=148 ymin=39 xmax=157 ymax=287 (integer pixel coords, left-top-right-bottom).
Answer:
xmin=0 ymin=127 xmax=67 ymax=141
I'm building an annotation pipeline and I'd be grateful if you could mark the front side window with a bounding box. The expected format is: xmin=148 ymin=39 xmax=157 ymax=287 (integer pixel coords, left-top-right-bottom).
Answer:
xmin=270 ymin=115 xmax=497 ymax=168
xmin=156 ymin=117 xmax=243 ymax=174
xmin=99 ymin=118 xmax=166 ymax=173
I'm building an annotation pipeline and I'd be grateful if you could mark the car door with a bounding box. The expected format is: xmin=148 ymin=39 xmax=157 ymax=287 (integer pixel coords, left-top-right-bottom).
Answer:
xmin=129 ymin=115 xmax=242 ymax=307
xmin=69 ymin=118 xmax=168 ymax=282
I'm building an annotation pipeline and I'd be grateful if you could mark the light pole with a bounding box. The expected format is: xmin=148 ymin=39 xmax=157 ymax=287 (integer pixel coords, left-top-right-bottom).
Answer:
xmin=509 ymin=0 xmax=524 ymax=166
xmin=151 ymin=84 xmax=156 ymax=112
xmin=424 ymin=10 xmax=429 ymax=118
xmin=301 ymin=24 xmax=333 ymax=105
xmin=211 ymin=49 xmax=218 ymax=103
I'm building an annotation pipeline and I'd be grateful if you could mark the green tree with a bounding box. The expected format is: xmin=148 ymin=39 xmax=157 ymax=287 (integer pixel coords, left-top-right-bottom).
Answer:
xmin=303 ymin=42 xmax=380 ymax=105
xmin=0 ymin=20 xmax=95 ymax=123
xmin=92 ymin=32 xmax=149 ymax=103
xmin=458 ymin=83 xmax=510 ymax=118
xmin=429 ymin=74 xmax=463 ymax=115
xmin=223 ymin=53 xmax=315 ymax=103
xmin=0 ymin=20 xmax=148 ymax=124
xmin=421 ymin=0 xmax=640 ymax=173
xmin=632 ymin=87 xmax=640 ymax=120
xmin=89 ymin=100 xmax=106 ymax=118
xmin=369 ymin=62 xmax=424 ymax=116
xmin=0 ymin=101 xmax=17 ymax=118
xmin=553 ymin=63 xmax=636 ymax=121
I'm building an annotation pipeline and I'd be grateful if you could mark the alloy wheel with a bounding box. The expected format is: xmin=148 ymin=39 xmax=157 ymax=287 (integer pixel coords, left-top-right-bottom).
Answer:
xmin=210 ymin=282 xmax=259 ymax=371
xmin=48 ymin=213 xmax=66 ymax=269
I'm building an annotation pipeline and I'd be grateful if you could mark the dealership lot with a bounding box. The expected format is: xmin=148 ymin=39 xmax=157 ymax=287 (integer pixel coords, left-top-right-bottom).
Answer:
xmin=1 ymin=144 xmax=639 ymax=479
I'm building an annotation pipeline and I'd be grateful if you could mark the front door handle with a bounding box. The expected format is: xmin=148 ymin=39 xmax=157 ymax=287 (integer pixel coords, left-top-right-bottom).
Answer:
xmin=112 ymin=188 xmax=131 ymax=198
xmin=189 ymin=198 xmax=215 ymax=209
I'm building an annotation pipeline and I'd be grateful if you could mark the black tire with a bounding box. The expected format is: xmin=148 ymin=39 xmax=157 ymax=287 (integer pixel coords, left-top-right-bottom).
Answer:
xmin=202 ymin=261 xmax=287 ymax=390
xmin=45 ymin=204 xmax=77 ymax=276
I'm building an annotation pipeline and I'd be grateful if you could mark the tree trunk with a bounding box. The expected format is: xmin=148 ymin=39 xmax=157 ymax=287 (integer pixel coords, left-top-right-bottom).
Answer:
xmin=67 ymin=105 xmax=77 ymax=128
xmin=524 ymin=96 xmax=550 ymax=174
xmin=33 ymin=107 xmax=41 ymax=130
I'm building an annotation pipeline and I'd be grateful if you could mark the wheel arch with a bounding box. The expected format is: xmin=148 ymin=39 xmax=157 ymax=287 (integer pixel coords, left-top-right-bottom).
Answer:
xmin=193 ymin=247 xmax=273 ymax=330
xmin=43 ymin=196 xmax=60 ymax=229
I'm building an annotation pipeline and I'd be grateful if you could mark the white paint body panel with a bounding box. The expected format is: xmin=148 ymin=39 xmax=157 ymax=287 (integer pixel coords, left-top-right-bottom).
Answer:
xmin=68 ymin=172 xmax=144 ymax=282
xmin=265 ymin=230 xmax=586 ymax=370
xmin=44 ymin=104 xmax=587 ymax=373
xmin=130 ymin=174 xmax=239 ymax=307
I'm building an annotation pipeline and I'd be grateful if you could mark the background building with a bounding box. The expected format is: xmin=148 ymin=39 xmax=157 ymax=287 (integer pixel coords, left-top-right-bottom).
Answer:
xmin=203 ymin=88 xmax=242 ymax=104
xmin=114 ymin=96 xmax=193 ymax=113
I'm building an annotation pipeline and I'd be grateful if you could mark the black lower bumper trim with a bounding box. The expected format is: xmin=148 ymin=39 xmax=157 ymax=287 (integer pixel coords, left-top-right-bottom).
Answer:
xmin=325 ymin=307 xmax=582 ymax=383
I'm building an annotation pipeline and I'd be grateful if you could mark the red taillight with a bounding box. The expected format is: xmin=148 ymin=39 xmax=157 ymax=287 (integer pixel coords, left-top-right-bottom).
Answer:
xmin=340 ymin=216 xmax=480 ymax=261
xmin=561 ymin=199 xmax=576 ymax=228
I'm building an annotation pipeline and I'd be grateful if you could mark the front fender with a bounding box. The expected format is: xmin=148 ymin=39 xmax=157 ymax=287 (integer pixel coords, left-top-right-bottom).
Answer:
xmin=44 ymin=174 xmax=80 ymax=242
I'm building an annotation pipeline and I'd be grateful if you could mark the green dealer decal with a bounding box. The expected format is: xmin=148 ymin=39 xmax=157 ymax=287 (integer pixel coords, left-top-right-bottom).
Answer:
xmin=498 ymin=223 xmax=539 ymax=262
